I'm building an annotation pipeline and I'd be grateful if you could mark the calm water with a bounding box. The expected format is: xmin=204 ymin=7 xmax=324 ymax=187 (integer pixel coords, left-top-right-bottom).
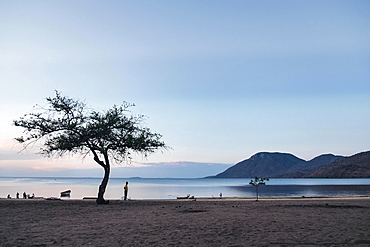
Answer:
xmin=1 ymin=177 xmax=370 ymax=200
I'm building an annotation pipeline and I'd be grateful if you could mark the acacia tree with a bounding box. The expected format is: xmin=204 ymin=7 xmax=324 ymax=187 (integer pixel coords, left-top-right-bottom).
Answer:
xmin=13 ymin=91 xmax=167 ymax=204
xmin=249 ymin=177 xmax=269 ymax=201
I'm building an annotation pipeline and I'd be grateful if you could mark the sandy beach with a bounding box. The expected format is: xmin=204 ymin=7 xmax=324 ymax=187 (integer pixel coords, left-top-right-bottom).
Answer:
xmin=1 ymin=197 xmax=369 ymax=246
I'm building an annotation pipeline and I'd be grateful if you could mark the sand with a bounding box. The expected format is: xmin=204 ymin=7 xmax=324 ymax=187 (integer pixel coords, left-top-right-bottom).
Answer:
xmin=1 ymin=197 xmax=369 ymax=246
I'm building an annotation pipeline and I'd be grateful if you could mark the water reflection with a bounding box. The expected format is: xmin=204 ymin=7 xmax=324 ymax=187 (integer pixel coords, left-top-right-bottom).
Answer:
xmin=2 ymin=177 xmax=370 ymax=199
xmin=230 ymin=185 xmax=370 ymax=197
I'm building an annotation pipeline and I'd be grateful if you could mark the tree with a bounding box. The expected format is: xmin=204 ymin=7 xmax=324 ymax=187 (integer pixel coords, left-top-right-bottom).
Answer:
xmin=249 ymin=177 xmax=269 ymax=201
xmin=13 ymin=91 xmax=167 ymax=204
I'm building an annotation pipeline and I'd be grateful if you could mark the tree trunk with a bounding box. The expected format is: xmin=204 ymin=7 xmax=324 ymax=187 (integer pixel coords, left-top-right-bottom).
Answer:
xmin=96 ymin=164 xmax=110 ymax=204
xmin=92 ymin=151 xmax=111 ymax=204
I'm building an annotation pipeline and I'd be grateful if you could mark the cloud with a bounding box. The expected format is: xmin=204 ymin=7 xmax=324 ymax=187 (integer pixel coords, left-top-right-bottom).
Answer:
xmin=0 ymin=161 xmax=231 ymax=178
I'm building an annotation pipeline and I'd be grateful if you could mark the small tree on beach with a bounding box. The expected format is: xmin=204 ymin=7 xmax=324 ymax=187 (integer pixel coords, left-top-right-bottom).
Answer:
xmin=249 ymin=177 xmax=269 ymax=201
xmin=13 ymin=91 xmax=167 ymax=204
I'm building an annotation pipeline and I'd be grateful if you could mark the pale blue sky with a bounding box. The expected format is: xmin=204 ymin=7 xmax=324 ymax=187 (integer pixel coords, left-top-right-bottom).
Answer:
xmin=1 ymin=1 xmax=369 ymax=177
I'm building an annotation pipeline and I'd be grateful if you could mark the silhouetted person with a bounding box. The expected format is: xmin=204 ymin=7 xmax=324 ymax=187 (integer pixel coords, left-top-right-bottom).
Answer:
xmin=23 ymin=192 xmax=27 ymax=199
xmin=7 ymin=194 xmax=11 ymax=199
xmin=16 ymin=192 xmax=19 ymax=199
xmin=124 ymin=181 xmax=129 ymax=200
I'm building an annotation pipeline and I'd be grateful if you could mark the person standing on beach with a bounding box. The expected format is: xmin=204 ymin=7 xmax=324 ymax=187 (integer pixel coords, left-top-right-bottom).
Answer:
xmin=124 ymin=181 xmax=129 ymax=200
xmin=23 ymin=192 xmax=27 ymax=199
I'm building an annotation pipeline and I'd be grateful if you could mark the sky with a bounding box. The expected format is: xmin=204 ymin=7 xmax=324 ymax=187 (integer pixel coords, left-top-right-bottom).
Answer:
xmin=0 ymin=0 xmax=369 ymax=178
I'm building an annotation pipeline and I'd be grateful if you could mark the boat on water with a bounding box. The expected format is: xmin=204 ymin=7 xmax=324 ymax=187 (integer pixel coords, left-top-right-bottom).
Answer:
xmin=60 ymin=190 xmax=71 ymax=197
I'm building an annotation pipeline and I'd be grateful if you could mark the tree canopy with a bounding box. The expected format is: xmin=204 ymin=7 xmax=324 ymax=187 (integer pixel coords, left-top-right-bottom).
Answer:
xmin=249 ymin=177 xmax=269 ymax=201
xmin=14 ymin=91 xmax=167 ymax=203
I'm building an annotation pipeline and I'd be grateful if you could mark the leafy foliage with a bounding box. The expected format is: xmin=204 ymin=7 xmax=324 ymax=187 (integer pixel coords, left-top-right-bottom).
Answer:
xmin=249 ymin=177 xmax=269 ymax=201
xmin=14 ymin=91 xmax=167 ymax=203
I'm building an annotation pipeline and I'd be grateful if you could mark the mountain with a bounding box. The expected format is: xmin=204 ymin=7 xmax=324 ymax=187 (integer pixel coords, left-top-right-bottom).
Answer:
xmin=212 ymin=152 xmax=305 ymax=178
xmin=211 ymin=152 xmax=349 ymax=178
xmin=278 ymin=154 xmax=343 ymax=178
xmin=306 ymin=151 xmax=370 ymax=178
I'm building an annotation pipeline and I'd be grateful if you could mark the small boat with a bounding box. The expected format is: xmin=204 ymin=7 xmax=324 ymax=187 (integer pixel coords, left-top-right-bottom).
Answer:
xmin=177 ymin=194 xmax=190 ymax=199
xmin=60 ymin=190 xmax=71 ymax=197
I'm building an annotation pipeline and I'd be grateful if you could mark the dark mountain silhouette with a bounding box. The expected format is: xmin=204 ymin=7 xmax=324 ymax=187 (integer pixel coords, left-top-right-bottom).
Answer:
xmin=210 ymin=151 xmax=365 ymax=178
xmin=278 ymin=154 xmax=343 ymax=178
xmin=306 ymin=151 xmax=370 ymax=178
xmin=212 ymin=152 xmax=305 ymax=178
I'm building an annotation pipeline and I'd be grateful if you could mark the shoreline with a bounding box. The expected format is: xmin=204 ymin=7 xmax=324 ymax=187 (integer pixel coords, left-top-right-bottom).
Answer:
xmin=2 ymin=177 xmax=370 ymax=201
xmin=1 ymin=195 xmax=370 ymax=201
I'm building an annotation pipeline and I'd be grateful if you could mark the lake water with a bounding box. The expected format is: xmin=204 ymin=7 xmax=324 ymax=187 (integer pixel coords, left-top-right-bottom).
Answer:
xmin=1 ymin=177 xmax=370 ymax=200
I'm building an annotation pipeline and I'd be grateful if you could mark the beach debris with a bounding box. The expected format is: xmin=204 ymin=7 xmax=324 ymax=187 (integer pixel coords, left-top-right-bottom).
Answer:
xmin=45 ymin=197 xmax=61 ymax=200
xmin=177 ymin=194 xmax=195 ymax=200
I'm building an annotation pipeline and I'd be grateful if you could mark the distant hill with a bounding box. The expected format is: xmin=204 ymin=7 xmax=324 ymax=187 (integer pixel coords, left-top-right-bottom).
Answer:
xmin=278 ymin=154 xmax=343 ymax=178
xmin=306 ymin=151 xmax=370 ymax=178
xmin=210 ymin=151 xmax=362 ymax=178
xmin=212 ymin=152 xmax=305 ymax=178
